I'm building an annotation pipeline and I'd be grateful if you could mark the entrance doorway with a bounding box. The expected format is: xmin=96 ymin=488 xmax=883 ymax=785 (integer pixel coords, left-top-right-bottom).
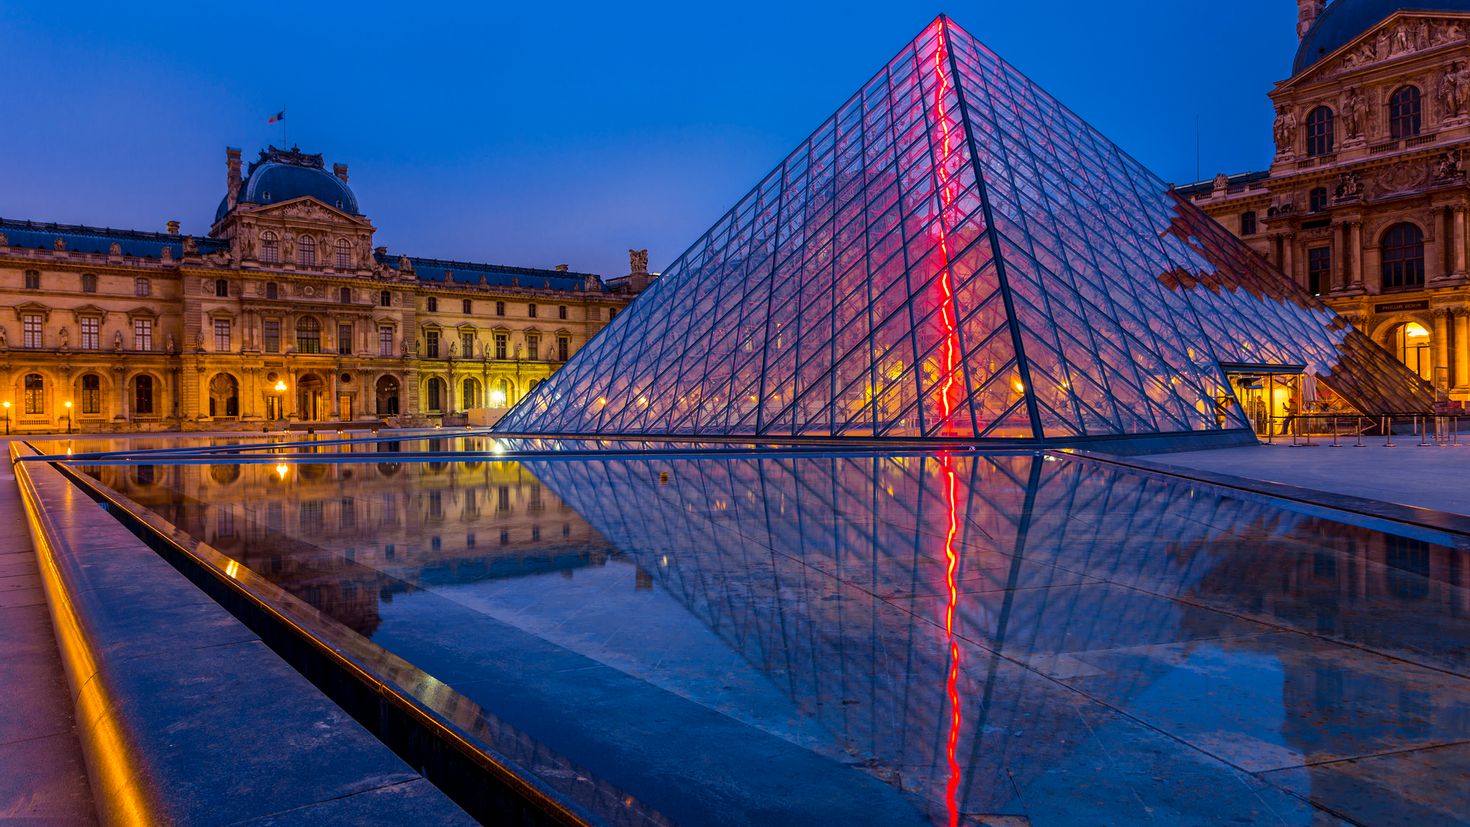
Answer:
xmin=1229 ymin=373 xmax=1299 ymax=436
xmin=298 ymin=374 xmax=325 ymax=421
xmin=338 ymin=394 xmax=353 ymax=420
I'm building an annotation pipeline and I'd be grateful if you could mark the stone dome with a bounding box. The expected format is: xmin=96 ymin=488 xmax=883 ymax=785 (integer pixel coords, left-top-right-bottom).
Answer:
xmin=1294 ymin=0 xmax=1470 ymax=74
xmin=215 ymin=147 xmax=359 ymax=223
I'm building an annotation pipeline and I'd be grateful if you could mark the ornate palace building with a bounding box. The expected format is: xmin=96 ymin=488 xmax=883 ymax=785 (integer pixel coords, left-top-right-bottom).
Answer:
xmin=0 ymin=146 xmax=648 ymax=433
xmin=1183 ymin=0 xmax=1470 ymax=397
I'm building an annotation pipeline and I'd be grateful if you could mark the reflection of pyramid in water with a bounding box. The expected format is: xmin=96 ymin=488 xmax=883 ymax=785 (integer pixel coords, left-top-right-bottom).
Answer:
xmin=499 ymin=17 xmax=1432 ymax=441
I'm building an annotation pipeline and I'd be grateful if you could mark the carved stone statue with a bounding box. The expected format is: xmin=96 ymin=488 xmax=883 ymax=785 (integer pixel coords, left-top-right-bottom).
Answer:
xmin=1335 ymin=171 xmax=1363 ymax=198
xmin=108 ymin=241 xmax=121 ymax=256
xmin=1211 ymin=173 xmax=1229 ymax=194
xmin=161 ymin=246 xmax=173 ymax=263
xmin=58 ymin=327 xmax=69 ymax=351
xmin=1342 ymin=87 xmax=1369 ymax=138
xmin=0 ymin=326 xmax=9 ymax=348
xmin=53 ymin=237 xmax=66 ymax=251
xmin=1273 ymin=107 xmax=1298 ymax=155
xmin=397 ymin=255 xmax=411 ymax=272
xmin=449 ymin=340 xmax=458 ymax=358
xmin=166 ymin=333 xmax=176 ymax=354
xmin=182 ymin=235 xmax=198 ymax=255
xmin=240 ymin=231 xmax=255 ymax=259
xmin=1440 ymin=62 xmax=1467 ymax=118
xmin=629 ymin=248 xmax=650 ymax=275
xmin=0 ymin=232 xmax=8 ymax=246
xmin=194 ymin=330 xmax=204 ymax=351
xmin=113 ymin=330 xmax=123 ymax=351
xmin=282 ymin=235 xmax=294 ymax=260
xmin=1435 ymin=148 xmax=1464 ymax=180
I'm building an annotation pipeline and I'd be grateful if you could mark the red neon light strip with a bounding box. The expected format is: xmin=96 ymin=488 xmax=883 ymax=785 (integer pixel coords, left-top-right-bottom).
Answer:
xmin=933 ymin=24 xmax=962 ymax=435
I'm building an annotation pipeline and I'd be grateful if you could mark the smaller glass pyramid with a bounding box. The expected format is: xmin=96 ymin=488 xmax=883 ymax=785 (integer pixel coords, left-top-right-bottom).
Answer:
xmin=498 ymin=16 xmax=1433 ymax=442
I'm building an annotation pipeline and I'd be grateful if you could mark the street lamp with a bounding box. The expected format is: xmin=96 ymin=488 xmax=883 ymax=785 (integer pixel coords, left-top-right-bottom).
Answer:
xmin=64 ymin=400 xmax=73 ymax=434
xmin=2 ymin=401 xmax=9 ymax=436
xmin=273 ymin=380 xmax=288 ymax=429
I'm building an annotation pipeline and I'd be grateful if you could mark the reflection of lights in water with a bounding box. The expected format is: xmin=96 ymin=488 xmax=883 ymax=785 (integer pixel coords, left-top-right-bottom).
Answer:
xmin=1012 ymin=380 xmax=1026 ymax=393
xmin=490 ymin=440 xmax=505 ymax=455
xmin=660 ymin=555 xmax=669 ymax=568
xmin=939 ymin=452 xmax=963 ymax=827
xmin=275 ymin=463 xmax=289 ymax=480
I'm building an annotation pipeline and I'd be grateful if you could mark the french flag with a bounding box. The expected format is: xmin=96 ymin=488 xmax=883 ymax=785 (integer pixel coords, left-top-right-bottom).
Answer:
xmin=267 ymin=111 xmax=285 ymax=124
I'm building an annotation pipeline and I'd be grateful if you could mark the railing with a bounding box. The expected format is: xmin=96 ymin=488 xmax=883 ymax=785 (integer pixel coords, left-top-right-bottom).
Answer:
xmin=1406 ymin=133 xmax=1438 ymax=148
xmin=1262 ymin=412 xmax=1467 ymax=448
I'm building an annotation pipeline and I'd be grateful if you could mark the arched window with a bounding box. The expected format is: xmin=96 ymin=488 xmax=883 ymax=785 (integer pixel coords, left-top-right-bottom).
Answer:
xmin=260 ymin=232 xmax=279 ymax=264
xmin=1240 ymin=211 xmax=1257 ymax=236
xmin=298 ymin=235 xmax=316 ymax=267
xmin=1390 ymin=86 xmax=1422 ymax=140
xmin=1392 ymin=321 xmax=1433 ymax=380
xmin=80 ymin=374 xmax=101 ymax=414
xmin=296 ymin=317 xmax=322 ymax=353
xmin=1381 ymin=222 xmax=1425 ymax=289
xmin=265 ymin=282 xmax=279 ymax=300
xmin=335 ymin=239 xmax=352 ymax=269
xmin=1306 ymin=106 xmax=1335 ymax=157
xmin=133 ymin=375 xmax=155 ymax=415
xmin=462 ymin=378 xmax=480 ymax=409
xmin=426 ymin=377 xmax=445 ymax=411
xmin=214 ymin=278 xmax=229 ymax=297
xmin=81 ymin=273 xmax=97 ymax=293
xmin=1309 ymin=187 xmax=1328 ymax=212
xmin=23 ymin=373 xmax=44 ymax=414
xmin=339 ymin=286 xmax=352 ymax=304
xmin=496 ymin=378 xmax=512 ymax=408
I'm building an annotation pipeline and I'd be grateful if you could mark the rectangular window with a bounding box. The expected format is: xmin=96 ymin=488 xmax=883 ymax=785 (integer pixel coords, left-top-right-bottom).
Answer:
xmin=80 ymin=317 xmax=99 ymax=350
xmin=424 ymin=330 xmax=440 ymax=358
xmin=214 ymin=319 xmax=231 ymax=352
xmin=80 ymin=375 xmax=100 ymax=414
xmin=495 ymin=301 xmax=505 ymax=316
xmin=338 ymin=323 xmax=353 ymax=355
xmin=494 ymin=333 xmax=507 ymax=360
xmin=133 ymin=319 xmax=153 ymax=351
xmin=462 ymin=299 xmax=472 ymax=314
xmin=461 ymin=331 xmax=474 ymax=357
xmin=609 ymin=308 xmax=618 ymax=319
xmin=135 ymin=277 xmax=151 ymax=297
xmin=1308 ymin=247 xmax=1331 ymax=296
xmin=24 ymin=271 xmax=40 ymax=289
xmin=528 ymin=303 xmax=537 ymax=318
xmin=526 ymin=334 xmax=539 ymax=361
xmin=427 ymin=297 xmax=438 ymax=312
xmin=379 ymin=326 xmax=394 ymax=356
xmin=263 ymin=319 xmax=281 ymax=353
xmin=24 ymin=374 xmax=43 ymax=414
xmin=557 ymin=335 xmax=569 ymax=361
xmin=558 ymin=305 xmax=567 ymax=320
xmin=22 ymin=314 xmax=42 ymax=348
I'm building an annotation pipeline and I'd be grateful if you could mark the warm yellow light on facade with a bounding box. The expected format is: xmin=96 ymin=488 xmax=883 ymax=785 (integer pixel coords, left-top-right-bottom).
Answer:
xmin=275 ymin=463 xmax=289 ymax=479
xmin=489 ymin=390 xmax=506 ymax=407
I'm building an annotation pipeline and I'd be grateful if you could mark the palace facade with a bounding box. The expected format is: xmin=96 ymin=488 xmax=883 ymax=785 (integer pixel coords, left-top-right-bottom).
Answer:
xmin=1184 ymin=0 xmax=1470 ymax=398
xmin=0 ymin=146 xmax=650 ymax=433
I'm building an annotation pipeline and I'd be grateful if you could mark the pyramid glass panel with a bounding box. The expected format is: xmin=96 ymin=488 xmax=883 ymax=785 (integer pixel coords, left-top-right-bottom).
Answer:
xmin=498 ymin=16 xmax=1433 ymax=443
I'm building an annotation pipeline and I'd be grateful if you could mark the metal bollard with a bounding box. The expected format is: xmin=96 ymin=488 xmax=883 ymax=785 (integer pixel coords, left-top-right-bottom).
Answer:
xmin=1330 ymin=415 xmax=1341 ymax=447
xmin=1354 ymin=415 xmax=1365 ymax=447
xmin=1385 ymin=415 xmax=1396 ymax=447
xmin=1420 ymin=415 xmax=1432 ymax=447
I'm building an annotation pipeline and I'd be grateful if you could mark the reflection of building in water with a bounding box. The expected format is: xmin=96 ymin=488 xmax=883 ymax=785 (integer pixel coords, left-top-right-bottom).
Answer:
xmin=88 ymin=453 xmax=615 ymax=635
xmin=527 ymin=453 xmax=1470 ymax=822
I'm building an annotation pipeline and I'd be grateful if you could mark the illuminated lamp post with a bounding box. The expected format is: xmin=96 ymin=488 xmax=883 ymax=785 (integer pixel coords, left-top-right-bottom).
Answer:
xmin=64 ymin=400 xmax=73 ymax=434
xmin=2 ymin=400 xmax=9 ymax=435
xmin=273 ymin=379 xmax=288 ymax=429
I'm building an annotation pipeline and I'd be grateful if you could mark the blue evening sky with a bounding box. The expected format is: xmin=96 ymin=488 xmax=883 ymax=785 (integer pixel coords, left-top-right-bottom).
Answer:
xmin=0 ymin=1 xmax=1298 ymax=276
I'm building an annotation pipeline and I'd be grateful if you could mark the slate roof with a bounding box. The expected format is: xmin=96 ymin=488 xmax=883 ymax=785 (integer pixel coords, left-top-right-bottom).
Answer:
xmin=0 ymin=217 xmax=226 ymax=260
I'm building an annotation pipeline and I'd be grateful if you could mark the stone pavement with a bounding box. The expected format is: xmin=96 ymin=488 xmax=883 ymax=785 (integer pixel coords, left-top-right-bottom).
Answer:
xmin=1144 ymin=441 xmax=1470 ymax=518
xmin=0 ymin=443 xmax=97 ymax=824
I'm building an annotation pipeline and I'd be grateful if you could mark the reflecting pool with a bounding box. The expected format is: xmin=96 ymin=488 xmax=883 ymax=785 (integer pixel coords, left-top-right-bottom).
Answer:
xmin=76 ymin=449 xmax=1470 ymax=826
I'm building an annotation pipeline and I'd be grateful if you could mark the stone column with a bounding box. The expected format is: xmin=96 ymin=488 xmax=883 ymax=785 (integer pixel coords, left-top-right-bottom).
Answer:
xmin=1282 ymin=234 xmax=1296 ymax=287
xmin=330 ymin=372 xmax=341 ymax=419
xmin=1435 ymin=308 xmax=1452 ymax=389
xmin=113 ymin=366 xmax=128 ymax=422
xmin=1350 ymin=222 xmax=1365 ymax=290
xmin=1455 ymin=206 xmax=1468 ymax=276
xmin=1456 ymin=309 xmax=1470 ymax=390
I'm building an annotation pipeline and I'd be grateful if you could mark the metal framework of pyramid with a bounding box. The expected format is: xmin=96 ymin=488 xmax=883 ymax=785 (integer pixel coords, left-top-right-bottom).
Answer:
xmin=498 ymin=16 xmax=1432 ymax=443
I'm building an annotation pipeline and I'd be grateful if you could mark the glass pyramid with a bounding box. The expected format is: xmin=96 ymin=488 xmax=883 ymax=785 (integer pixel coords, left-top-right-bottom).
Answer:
xmin=498 ymin=16 xmax=1433 ymax=442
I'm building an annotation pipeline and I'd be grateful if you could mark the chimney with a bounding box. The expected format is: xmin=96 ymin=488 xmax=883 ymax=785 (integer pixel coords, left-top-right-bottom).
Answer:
xmin=554 ymin=263 xmax=569 ymax=272
xmin=333 ymin=163 xmax=349 ymax=183
xmin=166 ymin=220 xmax=181 ymax=235
xmin=1298 ymin=0 xmax=1326 ymax=40
xmin=226 ymin=147 xmax=242 ymax=211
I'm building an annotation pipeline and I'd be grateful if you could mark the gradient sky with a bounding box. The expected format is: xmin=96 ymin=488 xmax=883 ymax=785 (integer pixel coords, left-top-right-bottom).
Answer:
xmin=0 ymin=1 xmax=1299 ymax=276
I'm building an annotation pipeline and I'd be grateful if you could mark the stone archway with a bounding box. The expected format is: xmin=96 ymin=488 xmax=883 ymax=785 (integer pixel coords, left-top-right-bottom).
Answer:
xmin=298 ymin=373 xmax=326 ymax=421
xmin=208 ymin=373 xmax=240 ymax=418
xmin=376 ymin=375 xmax=400 ymax=416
